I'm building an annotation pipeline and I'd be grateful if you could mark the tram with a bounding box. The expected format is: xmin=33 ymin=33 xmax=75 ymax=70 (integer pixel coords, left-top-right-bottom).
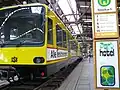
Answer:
xmin=0 ymin=3 xmax=82 ymax=81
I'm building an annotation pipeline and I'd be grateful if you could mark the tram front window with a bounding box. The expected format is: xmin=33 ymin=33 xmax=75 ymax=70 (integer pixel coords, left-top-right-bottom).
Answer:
xmin=0 ymin=6 xmax=45 ymax=46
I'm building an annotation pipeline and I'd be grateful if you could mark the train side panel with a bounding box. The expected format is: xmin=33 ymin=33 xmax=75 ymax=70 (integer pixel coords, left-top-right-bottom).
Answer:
xmin=44 ymin=8 xmax=70 ymax=76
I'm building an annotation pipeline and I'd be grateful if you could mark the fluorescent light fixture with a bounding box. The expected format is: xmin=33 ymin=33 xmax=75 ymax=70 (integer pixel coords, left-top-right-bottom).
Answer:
xmin=23 ymin=1 xmax=27 ymax=4
xmin=117 ymin=7 xmax=120 ymax=9
xmin=84 ymin=20 xmax=92 ymax=22
xmin=83 ymin=18 xmax=92 ymax=22
xmin=88 ymin=26 xmax=92 ymax=27
xmin=80 ymin=5 xmax=89 ymax=8
xmin=83 ymin=26 xmax=92 ymax=27
xmin=82 ymin=19 xmax=92 ymax=21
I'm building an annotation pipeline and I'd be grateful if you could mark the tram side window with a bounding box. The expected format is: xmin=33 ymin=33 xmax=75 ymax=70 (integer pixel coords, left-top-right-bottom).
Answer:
xmin=72 ymin=41 xmax=75 ymax=50
xmin=56 ymin=25 xmax=62 ymax=47
xmin=75 ymin=42 xmax=77 ymax=51
xmin=70 ymin=38 xmax=73 ymax=50
xmin=68 ymin=34 xmax=70 ymax=52
xmin=63 ymin=30 xmax=67 ymax=48
xmin=76 ymin=43 xmax=78 ymax=51
xmin=74 ymin=42 xmax=77 ymax=51
xmin=47 ymin=18 xmax=53 ymax=44
xmin=71 ymin=40 xmax=76 ymax=51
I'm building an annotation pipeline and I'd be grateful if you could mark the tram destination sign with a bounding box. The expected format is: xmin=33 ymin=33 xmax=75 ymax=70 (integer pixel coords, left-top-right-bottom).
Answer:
xmin=94 ymin=0 xmax=116 ymax=13
xmin=95 ymin=40 xmax=119 ymax=88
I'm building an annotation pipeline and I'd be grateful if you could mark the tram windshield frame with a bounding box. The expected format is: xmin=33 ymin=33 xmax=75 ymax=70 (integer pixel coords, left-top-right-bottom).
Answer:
xmin=0 ymin=5 xmax=45 ymax=47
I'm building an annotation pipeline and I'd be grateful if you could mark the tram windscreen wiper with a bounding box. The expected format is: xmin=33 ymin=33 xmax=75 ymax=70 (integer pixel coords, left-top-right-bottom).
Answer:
xmin=0 ymin=43 xmax=5 ymax=47
xmin=16 ymin=41 xmax=24 ymax=47
xmin=0 ymin=40 xmax=5 ymax=47
xmin=0 ymin=8 xmax=29 ymax=31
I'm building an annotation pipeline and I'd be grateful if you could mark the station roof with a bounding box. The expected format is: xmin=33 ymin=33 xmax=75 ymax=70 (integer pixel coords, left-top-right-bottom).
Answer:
xmin=0 ymin=0 xmax=92 ymax=41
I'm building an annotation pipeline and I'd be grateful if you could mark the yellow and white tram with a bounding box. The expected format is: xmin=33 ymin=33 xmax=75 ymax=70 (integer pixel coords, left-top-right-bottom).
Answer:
xmin=0 ymin=3 xmax=82 ymax=81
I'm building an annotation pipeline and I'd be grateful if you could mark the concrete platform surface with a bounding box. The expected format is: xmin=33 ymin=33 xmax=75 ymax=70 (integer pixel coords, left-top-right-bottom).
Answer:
xmin=58 ymin=58 xmax=94 ymax=90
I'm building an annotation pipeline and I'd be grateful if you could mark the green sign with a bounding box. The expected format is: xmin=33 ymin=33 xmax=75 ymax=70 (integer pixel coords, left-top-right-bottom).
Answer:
xmin=100 ymin=66 xmax=115 ymax=86
xmin=98 ymin=0 xmax=111 ymax=7
xmin=100 ymin=43 xmax=114 ymax=57
xmin=100 ymin=43 xmax=113 ymax=50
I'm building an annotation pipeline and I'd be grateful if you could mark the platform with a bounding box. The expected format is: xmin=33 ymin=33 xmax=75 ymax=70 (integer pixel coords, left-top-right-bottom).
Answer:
xmin=58 ymin=57 xmax=94 ymax=90
xmin=58 ymin=58 xmax=119 ymax=90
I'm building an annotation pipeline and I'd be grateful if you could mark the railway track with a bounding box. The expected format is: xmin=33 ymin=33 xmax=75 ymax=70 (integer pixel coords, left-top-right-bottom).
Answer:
xmin=0 ymin=59 xmax=82 ymax=90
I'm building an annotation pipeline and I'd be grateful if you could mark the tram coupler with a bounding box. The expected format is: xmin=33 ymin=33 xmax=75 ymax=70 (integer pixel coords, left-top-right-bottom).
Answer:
xmin=0 ymin=67 xmax=17 ymax=81
xmin=0 ymin=70 xmax=8 ymax=80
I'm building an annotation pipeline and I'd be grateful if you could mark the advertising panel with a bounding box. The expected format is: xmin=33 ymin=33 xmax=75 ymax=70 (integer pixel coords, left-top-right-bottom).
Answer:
xmin=47 ymin=48 xmax=68 ymax=61
xmin=96 ymin=40 xmax=119 ymax=88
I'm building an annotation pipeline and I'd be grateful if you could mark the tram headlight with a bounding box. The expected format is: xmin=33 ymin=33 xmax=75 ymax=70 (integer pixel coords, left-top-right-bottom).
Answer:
xmin=33 ymin=57 xmax=45 ymax=63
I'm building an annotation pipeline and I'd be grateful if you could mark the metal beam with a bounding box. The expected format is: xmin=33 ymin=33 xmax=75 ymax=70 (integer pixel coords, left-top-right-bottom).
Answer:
xmin=76 ymin=0 xmax=91 ymax=2
xmin=64 ymin=21 xmax=83 ymax=24
xmin=77 ymin=5 xmax=91 ymax=22
xmin=67 ymin=0 xmax=85 ymax=43
xmin=62 ymin=13 xmax=92 ymax=19
xmin=14 ymin=0 xmax=21 ymax=4
xmin=83 ymin=22 xmax=92 ymax=24
xmin=82 ymin=32 xmax=92 ymax=35
xmin=62 ymin=14 xmax=80 ymax=17
xmin=83 ymin=13 xmax=91 ymax=16
xmin=77 ymin=39 xmax=93 ymax=42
